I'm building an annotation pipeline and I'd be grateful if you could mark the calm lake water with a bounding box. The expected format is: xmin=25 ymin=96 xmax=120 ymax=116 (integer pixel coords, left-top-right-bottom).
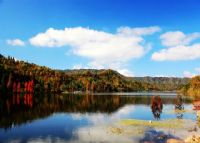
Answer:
xmin=0 ymin=93 xmax=198 ymax=143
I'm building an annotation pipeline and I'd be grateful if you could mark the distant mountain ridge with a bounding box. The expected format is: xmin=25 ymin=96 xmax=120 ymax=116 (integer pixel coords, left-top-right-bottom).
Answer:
xmin=130 ymin=76 xmax=189 ymax=91
xmin=132 ymin=76 xmax=189 ymax=83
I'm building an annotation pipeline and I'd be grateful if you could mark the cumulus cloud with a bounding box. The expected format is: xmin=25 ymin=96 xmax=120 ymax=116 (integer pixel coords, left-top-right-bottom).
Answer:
xmin=152 ymin=31 xmax=200 ymax=61
xmin=29 ymin=27 xmax=153 ymax=61
xmin=152 ymin=44 xmax=200 ymax=61
xmin=7 ymin=39 xmax=25 ymax=46
xmin=160 ymin=31 xmax=200 ymax=47
xmin=30 ymin=26 xmax=159 ymax=76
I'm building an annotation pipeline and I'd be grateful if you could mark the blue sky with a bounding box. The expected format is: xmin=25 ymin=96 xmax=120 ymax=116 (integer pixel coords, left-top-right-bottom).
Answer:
xmin=1 ymin=0 xmax=200 ymax=77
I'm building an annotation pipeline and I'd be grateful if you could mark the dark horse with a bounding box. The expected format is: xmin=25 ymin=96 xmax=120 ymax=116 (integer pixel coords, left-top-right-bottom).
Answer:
xmin=151 ymin=96 xmax=163 ymax=119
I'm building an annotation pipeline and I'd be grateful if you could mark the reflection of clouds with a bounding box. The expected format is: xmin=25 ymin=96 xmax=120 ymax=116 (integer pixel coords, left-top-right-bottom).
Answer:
xmin=110 ymin=105 xmax=135 ymax=121
xmin=6 ymin=104 xmax=198 ymax=143
xmin=71 ymin=112 xmax=109 ymax=125
xmin=70 ymin=105 xmax=135 ymax=125
xmin=24 ymin=129 xmax=138 ymax=143
xmin=27 ymin=137 xmax=67 ymax=143
xmin=114 ymin=105 xmax=134 ymax=117
xmin=23 ymin=126 xmax=137 ymax=143
xmin=67 ymin=105 xmax=136 ymax=142
xmin=73 ymin=126 xmax=136 ymax=143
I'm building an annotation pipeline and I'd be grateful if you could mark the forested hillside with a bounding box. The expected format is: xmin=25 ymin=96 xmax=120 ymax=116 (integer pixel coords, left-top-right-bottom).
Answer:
xmin=180 ymin=76 xmax=200 ymax=97
xmin=0 ymin=54 xmax=189 ymax=93
xmin=0 ymin=54 xmax=143 ymax=93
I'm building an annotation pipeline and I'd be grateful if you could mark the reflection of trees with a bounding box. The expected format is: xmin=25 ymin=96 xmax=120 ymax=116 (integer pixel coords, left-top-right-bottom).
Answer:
xmin=0 ymin=94 xmax=125 ymax=129
xmin=174 ymin=96 xmax=184 ymax=119
xmin=151 ymin=96 xmax=163 ymax=120
xmin=175 ymin=96 xmax=184 ymax=110
xmin=0 ymin=94 xmax=192 ymax=129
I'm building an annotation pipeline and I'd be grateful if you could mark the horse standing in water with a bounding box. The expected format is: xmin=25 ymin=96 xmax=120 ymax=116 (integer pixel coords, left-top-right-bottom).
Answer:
xmin=151 ymin=96 xmax=163 ymax=119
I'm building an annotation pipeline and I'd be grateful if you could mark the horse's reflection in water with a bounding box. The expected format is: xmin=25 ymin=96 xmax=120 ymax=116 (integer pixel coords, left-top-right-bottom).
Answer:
xmin=175 ymin=96 xmax=184 ymax=119
xmin=151 ymin=96 xmax=163 ymax=120
xmin=175 ymin=96 xmax=184 ymax=110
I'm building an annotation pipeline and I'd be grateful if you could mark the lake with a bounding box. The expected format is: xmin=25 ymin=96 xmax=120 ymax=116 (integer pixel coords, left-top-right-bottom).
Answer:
xmin=0 ymin=92 xmax=199 ymax=143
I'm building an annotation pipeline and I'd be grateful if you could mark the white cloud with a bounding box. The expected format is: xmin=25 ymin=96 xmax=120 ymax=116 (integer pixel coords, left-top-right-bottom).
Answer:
xmin=117 ymin=26 xmax=161 ymax=36
xmin=183 ymin=71 xmax=196 ymax=78
xmin=160 ymin=31 xmax=200 ymax=47
xmin=195 ymin=67 xmax=200 ymax=73
xmin=152 ymin=31 xmax=200 ymax=61
xmin=7 ymin=39 xmax=25 ymax=46
xmin=29 ymin=27 xmax=153 ymax=61
xmin=30 ymin=26 xmax=159 ymax=76
xmin=117 ymin=69 xmax=134 ymax=77
xmin=152 ymin=44 xmax=200 ymax=61
xmin=72 ymin=64 xmax=89 ymax=69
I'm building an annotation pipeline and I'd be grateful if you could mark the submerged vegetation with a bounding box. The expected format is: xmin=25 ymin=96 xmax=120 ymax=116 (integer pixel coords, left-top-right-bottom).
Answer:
xmin=0 ymin=54 xmax=190 ymax=94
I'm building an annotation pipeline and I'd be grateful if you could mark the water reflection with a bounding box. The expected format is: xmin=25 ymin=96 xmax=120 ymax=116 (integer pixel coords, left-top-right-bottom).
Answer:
xmin=0 ymin=93 xmax=193 ymax=129
xmin=175 ymin=96 xmax=184 ymax=110
xmin=0 ymin=93 xmax=195 ymax=143
xmin=174 ymin=96 xmax=184 ymax=119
